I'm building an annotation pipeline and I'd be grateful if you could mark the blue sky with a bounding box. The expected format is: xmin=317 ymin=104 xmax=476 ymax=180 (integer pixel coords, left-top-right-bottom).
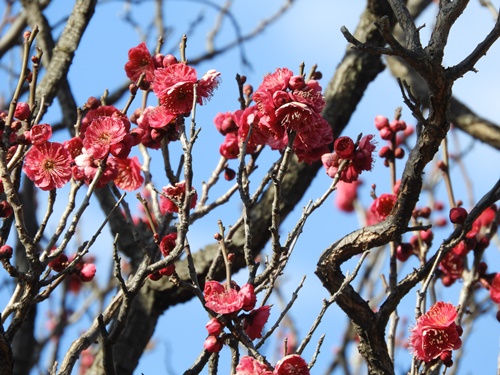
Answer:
xmin=1 ymin=1 xmax=500 ymax=374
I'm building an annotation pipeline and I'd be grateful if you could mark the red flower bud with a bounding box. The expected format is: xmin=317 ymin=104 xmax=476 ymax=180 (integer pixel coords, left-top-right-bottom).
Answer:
xmin=203 ymin=335 xmax=223 ymax=353
xmin=85 ymin=96 xmax=101 ymax=110
xmin=394 ymin=147 xmax=405 ymax=159
xmin=449 ymin=207 xmax=467 ymax=225
xmin=48 ymin=253 xmax=68 ymax=272
xmin=0 ymin=201 xmax=13 ymax=218
xmin=148 ymin=271 xmax=163 ymax=281
xmin=437 ymin=160 xmax=447 ymax=172
xmin=153 ymin=53 xmax=164 ymax=68
xmin=396 ymin=243 xmax=414 ymax=262
xmin=288 ymin=75 xmax=306 ymax=90
xmin=390 ymin=119 xmax=407 ymax=132
xmin=374 ymin=115 xmax=389 ymax=130
xmin=206 ymin=318 xmax=223 ymax=336
xmin=162 ymin=54 xmax=178 ymax=67
xmin=243 ymin=84 xmax=253 ymax=97
xmin=79 ymin=263 xmax=96 ymax=282
xmin=0 ymin=245 xmax=13 ymax=259
xmin=224 ymin=167 xmax=236 ymax=181
xmin=379 ymin=127 xmax=394 ymax=141
xmin=334 ymin=136 xmax=355 ymax=159
xmin=378 ymin=146 xmax=393 ymax=159
xmin=14 ymin=102 xmax=31 ymax=121
xmin=158 ymin=265 xmax=175 ymax=277
xmin=420 ymin=229 xmax=434 ymax=245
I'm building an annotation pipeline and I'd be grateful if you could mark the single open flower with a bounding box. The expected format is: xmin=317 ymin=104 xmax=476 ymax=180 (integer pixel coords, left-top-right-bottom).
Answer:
xmin=23 ymin=142 xmax=72 ymax=191
xmin=409 ymin=301 xmax=462 ymax=363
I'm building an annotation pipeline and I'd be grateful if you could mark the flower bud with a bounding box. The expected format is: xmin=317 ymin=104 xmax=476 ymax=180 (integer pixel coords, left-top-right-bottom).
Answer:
xmin=449 ymin=207 xmax=467 ymax=225
xmin=162 ymin=54 xmax=178 ymax=67
xmin=0 ymin=245 xmax=13 ymax=259
xmin=206 ymin=318 xmax=223 ymax=336
xmin=334 ymin=136 xmax=355 ymax=159
xmin=148 ymin=271 xmax=162 ymax=281
xmin=150 ymin=128 xmax=166 ymax=142
xmin=390 ymin=119 xmax=407 ymax=132
xmin=378 ymin=146 xmax=393 ymax=159
xmin=477 ymin=262 xmax=487 ymax=275
xmin=203 ymin=335 xmax=223 ymax=353
xmin=48 ymin=253 xmax=68 ymax=272
xmin=153 ymin=53 xmax=164 ymax=68
xmin=396 ymin=243 xmax=413 ymax=262
xmin=420 ymin=229 xmax=434 ymax=245
xmin=14 ymin=102 xmax=31 ymax=121
xmin=421 ymin=206 xmax=432 ymax=218
xmin=85 ymin=96 xmax=101 ymax=110
xmin=158 ymin=265 xmax=175 ymax=277
xmin=224 ymin=167 xmax=236 ymax=181
xmin=374 ymin=115 xmax=389 ymax=130
xmin=437 ymin=160 xmax=447 ymax=172
xmin=243 ymin=84 xmax=253 ymax=97
xmin=440 ymin=350 xmax=453 ymax=366
xmin=10 ymin=120 xmax=22 ymax=131
xmin=394 ymin=147 xmax=405 ymax=159
xmin=312 ymin=71 xmax=323 ymax=80
xmin=129 ymin=83 xmax=138 ymax=95
xmin=79 ymin=263 xmax=96 ymax=282
xmin=441 ymin=275 xmax=455 ymax=287
xmin=379 ymin=127 xmax=394 ymax=141
xmin=0 ymin=201 xmax=13 ymax=218
xmin=288 ymin=75 xmax=306 ymax=90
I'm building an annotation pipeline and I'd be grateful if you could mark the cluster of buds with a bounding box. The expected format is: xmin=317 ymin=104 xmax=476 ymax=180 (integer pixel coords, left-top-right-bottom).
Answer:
xmin=375 ymin=115 xmax=413 ymax=166
xmin=321 ymin=135 xmax=376 ymax=183
xmin=47 ymin=252 xmax=96 ymax=292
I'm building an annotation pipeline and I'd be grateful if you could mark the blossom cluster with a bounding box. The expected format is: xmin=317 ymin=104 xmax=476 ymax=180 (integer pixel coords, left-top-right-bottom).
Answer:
xmin=321 ymin=135 xmax=376 ymax=183
xmin=375 ymin=114 xmax=413 ymax=166
xmin=125 ymin=42 xmax=220 ymax=148
xmin=214 ymin=68 xmax=333 ymax=163
xmin=235 ymin=354 xmax=310 ymax=375
xmin=202 ymin=280 xmax=271 ymax=353
xmin=17 ymin=42 xmax=220 ymax=194
xmin=18 ymin=105 xmax=145 ymax=192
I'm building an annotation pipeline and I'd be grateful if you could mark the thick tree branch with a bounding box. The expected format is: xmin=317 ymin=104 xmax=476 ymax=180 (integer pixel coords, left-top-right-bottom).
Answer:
xmin=33 ymin=0 xmax=97 ymax=121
